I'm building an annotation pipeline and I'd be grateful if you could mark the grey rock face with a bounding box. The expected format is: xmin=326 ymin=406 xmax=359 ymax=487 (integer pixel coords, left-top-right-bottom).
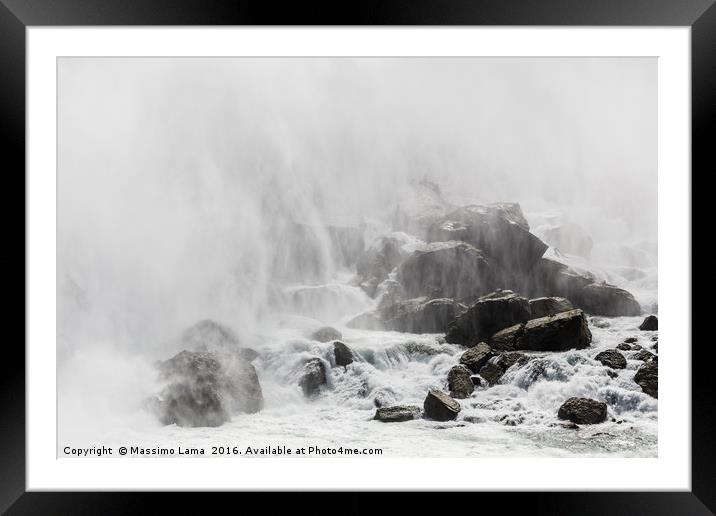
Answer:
xmin=528 ymin=296 xmax=574 ymax=319
xmin=594 ymin=349 xmax=627 ymax=370
xmin=374 ymin=405 xmax=422 ymax=423
xmin=445 ymin=292 xmax=532 ymax=346
xmin=487 ymin=309 xmax=592 ymax=352
xmin=299 ymin=358 xmax=327 ymax=397
xmin=634 ymin=360 xmax=658 ymax=398
xmin=447 ymin=365 xmax=475 ymax=399
xmin=639 ymin=315 xmax=658 ymax=331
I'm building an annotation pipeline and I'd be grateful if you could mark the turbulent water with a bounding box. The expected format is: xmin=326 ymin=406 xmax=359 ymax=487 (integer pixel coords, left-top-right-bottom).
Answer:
xmin=60 ymin=239 xmax=658 ymax=458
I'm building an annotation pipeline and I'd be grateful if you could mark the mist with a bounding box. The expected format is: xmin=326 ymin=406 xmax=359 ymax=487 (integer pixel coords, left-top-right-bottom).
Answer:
xmin=57 ymin=57 xmax=657 ymax=447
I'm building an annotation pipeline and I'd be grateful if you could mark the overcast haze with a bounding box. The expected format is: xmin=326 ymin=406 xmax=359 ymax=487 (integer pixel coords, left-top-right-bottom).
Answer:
xmin=58 ymin=57 xmax=656 ymax=353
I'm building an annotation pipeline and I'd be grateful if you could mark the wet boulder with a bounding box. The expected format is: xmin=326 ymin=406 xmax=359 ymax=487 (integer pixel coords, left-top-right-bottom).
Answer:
xmin=333 ymin=341 xmax=354 ymax=367
xmin=397 ymin=241 xmax=495 ymax=300
xmin=526 ymin=259 xmax=641 ymax=317
xmin=423 ymin=389 xmax=461 ymax=421
xmin=478 ymin=352 xmax=527 ymax=385
xmin=575 ymin=283 xmax=642 ymax=317
xmin=347 ymin=297 xmax=467 ymax=334
xmin=632 ymin=349 xmax=656 ymax=362
xmin=426 ymin=204 xmax=547 ymax=272
xmin=299 ymin=358 xmax=327 ymax=397
xmin=557 ymin=397 xmax=607 ymax=424
xmin=311 ymin=326 xmax=343 ymax=343
xmin=594 ymin=349 xmax=627 ymax=370
xmin=459 ymin=342 xmax=496 ymax=373
xmin=153 ymin=350 xmax=264 ymax=427
xmin=634 ymin=360 xmax=658 ymax=398
xmin=488 ymin=309 xmax=592 ymax=352
xmin=445 ymin=292 xmax=531 ymax=346
xmin=616 ymin=343 xmax=632 ymax=351
xmin=529 ymin=297 xmax=574 ymax=319
xmin=447 ymin=365 xmax=474 ymax=399
xmin=543 ymin=223 xmax=594 ymax=259
xmin=639 ymin=315 xmax=658 ymax=331
xmin=374 ymin=405 xmax=422 ymax=423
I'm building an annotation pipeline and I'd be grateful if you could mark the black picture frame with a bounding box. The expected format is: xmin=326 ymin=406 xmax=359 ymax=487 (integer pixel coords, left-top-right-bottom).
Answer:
xmin=3 ymin=1 xmax=712 ymax=513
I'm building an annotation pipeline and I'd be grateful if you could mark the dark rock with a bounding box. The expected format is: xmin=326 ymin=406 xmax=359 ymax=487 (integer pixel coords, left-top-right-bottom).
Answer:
xmin=594 ymin=349 xmax=627 ymax=370
xmin=529 ymin=297 xmax=574 ymax=318
xmin=347 ymin=297 xmax=467 ymax=333
xmin=459 ymin=342 xmax=496 ymax=373
xmin=577 ymin=283 xmax=642 ymax=317
xmin=639 ymin=315 xmax=658 ymax=331
xmin=634 ymin=360 xmax=658 ymax=398
xmin=423 ymin=389 xmax=461 ymax=421
xmin=624 ymin=337 xmax=638 ymax=343
xmin=153 ymin=350 xmax=264 ymax=427
xmin=311 ymin=326 xmax=343 ymax=343
xmin=525 ymin=258 xmax=641 ymax=316
xmin=632 ymin=349 xmax=656 ymax=362
xmin=632 ymin=344 xmax=643 ymax=350
xmin=447 ymin=365 xmax=474 ymax=399
xmin=397 ymin=241 xmax=495 ymax=300
xmin=616 ymin=343 xmax=632 ymax=351
xmin=333 ymin=341 xmax=354 ymax=367
xmin=299 ymin=358 xmax=327 ymax=397
xmin=653 ymin=342 xmax=658 ymax=352
xmin=543 ymin=223 xmax=594 ymax=259
xmin=488 ymin=309 xmax=592 ymax=352
xmin=606 ymin=370 xmax=619 ymax=379
xmin=560 ymin=422 xmax=580 ymax=430
xmin=470 ymin=375 xmax=483 ymax=386
xmin=426 ymin=204 xmax=547 ymax=272
xmin=478 ymin=352 xmax=526 ymax=385
xmin=445 ymin=292 xmax=531 ymax=345
xmin=487 ymin=323 xmax=525 ymax=351
xmin=557 ymin=397 xmax=608 ymax=424
xmin=374 ymin=405 xmax=421 ymax=423
xmin=356 ymin=236 xmax=406 ymax=296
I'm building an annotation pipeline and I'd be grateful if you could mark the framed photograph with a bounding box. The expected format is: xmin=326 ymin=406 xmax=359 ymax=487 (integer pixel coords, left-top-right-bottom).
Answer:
xmin=5 ymin=0 xmax=712 ymax=512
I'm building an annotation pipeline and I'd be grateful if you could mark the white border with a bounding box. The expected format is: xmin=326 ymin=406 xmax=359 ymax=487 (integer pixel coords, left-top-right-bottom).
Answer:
xmin=27 ymin=27 xmax=691 ymax=491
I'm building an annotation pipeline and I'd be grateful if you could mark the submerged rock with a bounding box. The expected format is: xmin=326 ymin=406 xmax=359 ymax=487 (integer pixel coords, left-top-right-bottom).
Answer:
xmin=333 ymin=341 xmax=354 ymax=367
xmin=374 ymin=405 xmax=422 ymax=423
xmin=397 ymin=241 xmax=494 ymax=300
xmin=459 ymin=342 xmax=496 ymax=373
xmin=299 ymin=358 xmax=327 ymax=397
xmin=639 ymin=315 xmax=658 ymax=331
xmin=594 ymin=349 xmax=627 ymax=370
xmin=423 ymin=389 xmax=461 ymax=421
xmin=616 ymin=342 xmax=632 ymax=351
xmin=528 ymin=296 xmax=574 ymax=319
xmin=347 ymin=297 xmax=466 ymax=333
xmin=445 ymin=291 xmax=531 ymax=346
xmin=557 ymin=397 xmax=607 ymax=424
xmin=426 ymin=204 xmax=547 ymax=272
xmin=634 ymin=360 xmax=658 ymax=398
xmin=447 ymin=365 xmax=474 ymax=399
xmin=488 ymin=309 xmax=592 ymax=352
xmin=311 ymin=326 xmax=343 ymax=343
